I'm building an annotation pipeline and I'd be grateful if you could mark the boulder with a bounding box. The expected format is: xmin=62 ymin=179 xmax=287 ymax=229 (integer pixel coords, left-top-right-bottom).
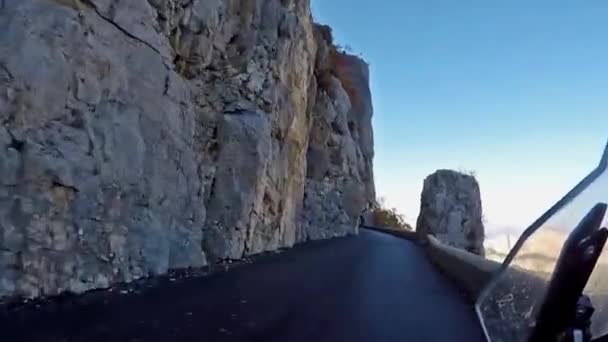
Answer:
xmin=416 ymin=170 xmax=485 ymax=256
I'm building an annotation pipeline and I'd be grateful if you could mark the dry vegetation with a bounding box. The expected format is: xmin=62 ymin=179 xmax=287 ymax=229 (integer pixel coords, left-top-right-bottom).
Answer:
xmin=372 ymin=206 xmax=413 ymax=231
xmin=330 ymin=47 xmax=364 ymax=108
xmin=315 ymin=24 xmax=365 ymax=108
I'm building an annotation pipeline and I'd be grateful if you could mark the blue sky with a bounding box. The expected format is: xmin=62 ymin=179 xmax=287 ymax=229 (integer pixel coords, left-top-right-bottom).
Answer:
xmin=312 ymin=0 xmax=608 ymax=234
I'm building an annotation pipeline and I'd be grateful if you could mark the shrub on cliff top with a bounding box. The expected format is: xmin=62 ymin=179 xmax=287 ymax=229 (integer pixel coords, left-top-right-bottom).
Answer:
xmin=330 ymin=48 xmax=363 ymax=107
xmin=314 ymin=23 xmax=365 ymax=110
xmin=317 ymin=24 xmax=334 ymax=45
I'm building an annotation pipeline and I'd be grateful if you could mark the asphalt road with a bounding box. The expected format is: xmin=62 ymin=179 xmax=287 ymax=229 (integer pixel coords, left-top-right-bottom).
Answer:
xmin=1 ymin=229 xmax=486 ymax=342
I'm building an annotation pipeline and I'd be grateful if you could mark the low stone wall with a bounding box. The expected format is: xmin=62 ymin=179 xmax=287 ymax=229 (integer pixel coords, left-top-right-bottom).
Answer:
xmin=425 ymin=235 xmax=501 ymax=301
xmin=360 ymin=226 xmax=418 ymax=241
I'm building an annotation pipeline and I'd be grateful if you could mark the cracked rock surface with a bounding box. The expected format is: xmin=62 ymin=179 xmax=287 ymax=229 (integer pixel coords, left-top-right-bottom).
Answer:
xmin=0 ymin=0 xmax=375 ymax=299
xmin=416 ymin=170 xmax=485 ymax=256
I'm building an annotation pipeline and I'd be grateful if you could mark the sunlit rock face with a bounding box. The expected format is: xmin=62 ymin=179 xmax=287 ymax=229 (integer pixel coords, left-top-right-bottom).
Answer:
xmin=0 ymin=0 xmax=374 ymax=299
xmin=299 ymin=26 xmax=375 ymax=242
xmin=416 ymin=170 xmax=485 ymax=256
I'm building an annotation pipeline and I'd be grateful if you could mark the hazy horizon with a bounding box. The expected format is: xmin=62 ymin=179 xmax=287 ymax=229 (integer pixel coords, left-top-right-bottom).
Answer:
xmin=312 ymin=0 xmax=608 ymax=236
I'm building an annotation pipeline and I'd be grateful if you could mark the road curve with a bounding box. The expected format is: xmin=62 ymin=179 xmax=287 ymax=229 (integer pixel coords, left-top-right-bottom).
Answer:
xmin=1 ymin=229 xmax=486 ymax=342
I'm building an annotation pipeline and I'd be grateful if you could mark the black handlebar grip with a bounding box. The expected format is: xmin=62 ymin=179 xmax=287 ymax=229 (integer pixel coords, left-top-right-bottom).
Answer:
xmin=529 ymin=203 xmax=608 ymax=341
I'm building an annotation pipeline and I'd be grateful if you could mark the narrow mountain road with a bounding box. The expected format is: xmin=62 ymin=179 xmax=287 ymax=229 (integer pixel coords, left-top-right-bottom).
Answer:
xmin=1 ymin=230 xmax=486 ymax=342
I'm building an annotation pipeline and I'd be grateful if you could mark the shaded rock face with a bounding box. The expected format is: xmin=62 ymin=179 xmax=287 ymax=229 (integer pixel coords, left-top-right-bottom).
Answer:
xmin=416 ymin=170 xmax=485 ymax=256
xmin=0 ymin=0 xmax=374 ymax=298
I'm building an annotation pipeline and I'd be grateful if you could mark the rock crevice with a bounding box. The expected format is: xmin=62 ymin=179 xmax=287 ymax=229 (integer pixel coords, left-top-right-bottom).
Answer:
xmin=86 ymin=2 xmax=164 ymax=57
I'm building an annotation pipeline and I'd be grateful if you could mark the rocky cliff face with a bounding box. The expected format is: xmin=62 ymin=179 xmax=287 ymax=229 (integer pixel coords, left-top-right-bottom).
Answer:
xmin=0 ymin=0 xmax=374 ymax=299
xmin=299 ymin=26 xmax=375 ymax=241
xmin=416 ymin=170 xmax=484 ymax=256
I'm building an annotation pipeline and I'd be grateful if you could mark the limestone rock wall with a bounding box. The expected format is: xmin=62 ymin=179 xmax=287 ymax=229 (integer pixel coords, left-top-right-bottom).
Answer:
xmin=416 ymin=170 xmax=485 ymax=256
xmin=299 ymin=27 xmax=375 ymax=241
xmin=0 ymin=0 xmax=374 ymax=299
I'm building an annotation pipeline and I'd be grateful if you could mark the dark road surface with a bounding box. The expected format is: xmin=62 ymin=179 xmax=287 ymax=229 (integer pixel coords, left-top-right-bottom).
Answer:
xmin=1 ymin=230 xmax=486 ymax=342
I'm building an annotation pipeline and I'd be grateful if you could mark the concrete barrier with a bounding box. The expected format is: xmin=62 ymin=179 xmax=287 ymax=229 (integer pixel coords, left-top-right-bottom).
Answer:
xmin=361 ymin=225 xmax=419 ymax=241
xmin=425 ymin=235 xmax=502 ymax=301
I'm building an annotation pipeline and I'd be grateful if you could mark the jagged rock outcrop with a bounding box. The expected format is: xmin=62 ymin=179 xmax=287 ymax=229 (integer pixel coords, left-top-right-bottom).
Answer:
xmin=0 ymin=0 xmax=374 ymax=299
xmin=416 ymin=170 xmax=485 ymax=256
xmin=299 ymin=26 xmax=375 ymax=241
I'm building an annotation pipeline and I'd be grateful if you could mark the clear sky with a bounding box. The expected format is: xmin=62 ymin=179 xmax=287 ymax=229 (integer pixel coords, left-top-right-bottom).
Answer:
xmin=311 ymin=0 xmax=608 ymax=235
